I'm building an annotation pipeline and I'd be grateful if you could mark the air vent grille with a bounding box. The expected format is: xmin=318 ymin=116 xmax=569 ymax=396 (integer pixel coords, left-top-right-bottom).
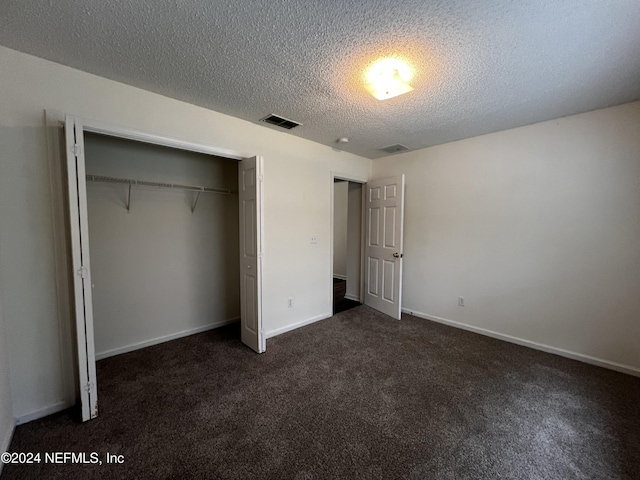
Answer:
xmin=260 ymin=114 xmax=302 ymax=130
xmin=379 ymin=144 xmax=410 ymax=154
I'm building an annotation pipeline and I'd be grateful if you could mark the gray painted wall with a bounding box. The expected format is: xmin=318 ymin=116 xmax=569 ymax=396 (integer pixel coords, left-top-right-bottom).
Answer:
xmin=84 ymin=133 xmax=240 ymax=359
xmin=373 ymin=101 xmax=640 ymax=373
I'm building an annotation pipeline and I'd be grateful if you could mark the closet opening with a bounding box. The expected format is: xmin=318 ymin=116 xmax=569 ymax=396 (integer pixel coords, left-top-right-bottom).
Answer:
xmin=48 ymin=112 xmax=264 ymax=421
xmin=332 ymin=177 xmax=364 ymax=314
xmin=84 ymin=132 xmax=241 ymax=362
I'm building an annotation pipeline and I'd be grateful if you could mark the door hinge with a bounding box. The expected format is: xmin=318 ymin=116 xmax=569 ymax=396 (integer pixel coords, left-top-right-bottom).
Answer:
xmin=71 ymin=143 xmax=81 ymax=156
xmin=83 ymin=381 xmax=95 ymax=393
xmin=258 ymin=174 xmax=264 ymax=183
xmin=77 ymin=266 xmax=88 ymax=278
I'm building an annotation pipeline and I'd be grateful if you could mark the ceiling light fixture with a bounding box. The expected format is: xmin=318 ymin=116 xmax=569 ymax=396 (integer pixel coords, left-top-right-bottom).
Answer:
xmin=364 ymin=58 xmax=414 ymax=100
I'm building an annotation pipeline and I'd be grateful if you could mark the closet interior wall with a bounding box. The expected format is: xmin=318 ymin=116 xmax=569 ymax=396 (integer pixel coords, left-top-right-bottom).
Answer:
xmin=346 ymin=182 xmax=362 ymax=301
xmin=84 ymin=133 xmax=240 ymax=359
xmin=332 ymin=180 xmax=362 ymax=301
xmin=333 ymin=180 xmax=348 ymax=279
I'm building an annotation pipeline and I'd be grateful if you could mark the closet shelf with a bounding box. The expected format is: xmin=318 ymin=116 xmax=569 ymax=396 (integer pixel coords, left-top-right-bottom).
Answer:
xmin=85 ymin=174 xmax=236 ymax=213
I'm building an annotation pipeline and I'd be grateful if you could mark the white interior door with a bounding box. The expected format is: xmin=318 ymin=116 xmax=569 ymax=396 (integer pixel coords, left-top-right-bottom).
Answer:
xmin=64 ymin=115 xmax=98 ymax=421
xmin=239 ymin=156 xmax=265 ymax=353
xmin=364 ymin=175 xmax=405 ymax=319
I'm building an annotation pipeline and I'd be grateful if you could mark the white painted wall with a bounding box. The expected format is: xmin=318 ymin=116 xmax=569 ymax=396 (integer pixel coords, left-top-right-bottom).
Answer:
xmin=346 ymin=183 xmax=362 ymax=300
xmin=0 ymin=298 xmax=15 ymax=474
xmin=84 ymin=133 xmax=240 ymax=359
xmin=333 ymin=181 xmax=348 ymax=278
xmin=0 ymin=45 xmax=371 ymax=421
xmin=373 ymin=101 xmax=640 ymax=373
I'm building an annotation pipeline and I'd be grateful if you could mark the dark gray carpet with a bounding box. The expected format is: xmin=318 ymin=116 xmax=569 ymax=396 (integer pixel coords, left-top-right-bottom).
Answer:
xmin=4 ymin=306 xmax=640 ymax=479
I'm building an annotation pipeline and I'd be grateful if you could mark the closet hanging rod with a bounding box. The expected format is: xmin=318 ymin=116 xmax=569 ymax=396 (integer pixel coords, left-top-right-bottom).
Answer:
xmin=85 ymin=174 xmax=235 ymax=195
xmin=86 ymin=174 xmax=236 ymax=213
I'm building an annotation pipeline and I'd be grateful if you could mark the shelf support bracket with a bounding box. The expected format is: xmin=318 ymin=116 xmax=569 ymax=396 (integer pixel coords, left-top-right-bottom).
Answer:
xmin=191 ymin=189 xmax=203 ymax=213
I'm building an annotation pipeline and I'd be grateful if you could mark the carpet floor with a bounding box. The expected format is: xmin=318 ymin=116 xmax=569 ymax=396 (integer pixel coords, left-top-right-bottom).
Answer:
xmin=4 ymin=305 xmax=640 ymax=479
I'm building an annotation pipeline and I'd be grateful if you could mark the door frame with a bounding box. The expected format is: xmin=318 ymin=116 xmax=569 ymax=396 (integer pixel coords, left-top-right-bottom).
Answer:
xmin=46 ymin=110 xmax=265 ymax=421
xmin=329 ymin=171 xmax=367 ymax=312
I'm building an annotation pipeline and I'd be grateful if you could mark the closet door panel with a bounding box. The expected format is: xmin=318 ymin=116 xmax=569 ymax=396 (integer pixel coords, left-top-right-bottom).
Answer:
xmin=239 ymin=157 xmax=264 ymax=353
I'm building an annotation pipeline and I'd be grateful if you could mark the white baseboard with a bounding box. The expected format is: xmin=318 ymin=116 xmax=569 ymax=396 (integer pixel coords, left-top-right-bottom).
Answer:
xmin=16 ymin=399 xmax=73 ymax=426
xmin=95 ymin=318 xmax=240 ymax=361
xmin=1 ymin=418 xmax=15 ymax=467
xmin=344 ymin=293 xmax=361 ymax=302
xmin=333 ymin=274 xmax=347 ymax=280
xmin=402 ymin=308 xmax=640 ymax=378
xmin=265 ymin=312 xmax=332 ymax=339
xmin=0 ymin=418 xmax=13 ymax=475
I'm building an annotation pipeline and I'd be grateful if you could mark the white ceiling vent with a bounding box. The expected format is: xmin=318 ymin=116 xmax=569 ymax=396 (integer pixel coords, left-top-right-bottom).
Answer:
xmin=260 ymin=114 xmax=302 ymax=130
xmin=378 ymin=144 xmax=410 ymax=154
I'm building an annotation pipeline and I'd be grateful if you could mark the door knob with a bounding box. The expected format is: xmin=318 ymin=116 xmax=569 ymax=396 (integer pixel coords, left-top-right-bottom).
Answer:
xmin=393 ymin=252 xmax=403 ymax=258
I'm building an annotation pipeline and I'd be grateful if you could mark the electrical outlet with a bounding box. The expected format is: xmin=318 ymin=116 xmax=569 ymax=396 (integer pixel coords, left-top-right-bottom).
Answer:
xmin=310 ymin=235 xmax=318 ymax=244
xmin=458 ymin=296 xmax=465 ymax=307
xmin=288 ymin=297 xmax=293 ymax=308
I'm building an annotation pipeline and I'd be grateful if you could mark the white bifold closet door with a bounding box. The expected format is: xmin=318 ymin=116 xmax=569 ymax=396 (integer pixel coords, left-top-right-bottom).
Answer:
xmin=239 ymin=156 xmax=265 ymax=353
xmin=65 ymin=115 xmax=98 ymax=421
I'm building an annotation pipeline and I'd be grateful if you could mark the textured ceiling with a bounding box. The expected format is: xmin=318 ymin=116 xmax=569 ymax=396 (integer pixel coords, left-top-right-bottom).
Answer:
xmin=1 ymin=1 xmax=639 ymax=159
